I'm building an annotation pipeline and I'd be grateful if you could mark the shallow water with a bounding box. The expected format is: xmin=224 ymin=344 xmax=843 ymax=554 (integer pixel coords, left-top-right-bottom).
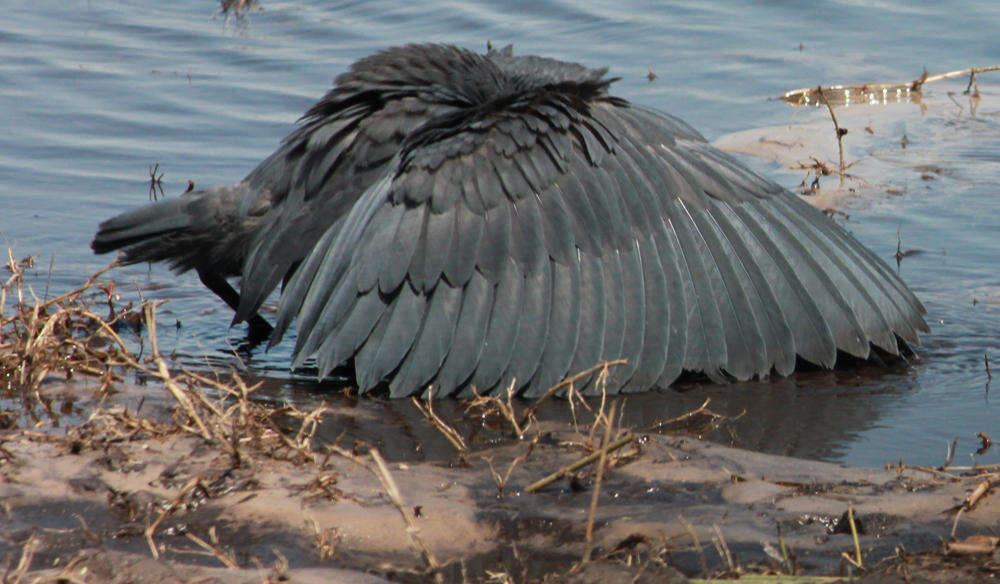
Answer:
xmin=2 ymin=0 xmax=999 ymax=467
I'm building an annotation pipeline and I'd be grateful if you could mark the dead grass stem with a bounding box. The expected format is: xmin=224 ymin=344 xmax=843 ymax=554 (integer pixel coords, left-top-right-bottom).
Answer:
xmin=679 ymin=514 xmax=709 ymax=575
xmin=2 ymin=252 xmax=135 ymax=408
xmin=582 ymin=400 xmax=617 ymax=563
xmin=2 ymin=534 xmax=39 ymax=584
xmin=145 ymin=476 xmax=203 ymax=559
xmin=329 ymin=445 xmax=444 ymax=583
xmin=841 ymin=503 xmax=863 ymax=569
xmin=183 ymin=528 xmax=240 ymax=569
xmin=525 ymin=432 xmax=635 ymax=494
xmin=518 ymin=359 xmax=628 ymax=428
xmin=413 ymin=390 xmax=468 ymax=452
xmin=144 ymin=302 xmax=212 ymax=440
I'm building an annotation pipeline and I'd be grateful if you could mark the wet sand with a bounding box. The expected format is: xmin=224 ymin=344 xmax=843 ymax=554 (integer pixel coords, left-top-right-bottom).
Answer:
xmin=4 ymin=377 xmax=1000 ymax=583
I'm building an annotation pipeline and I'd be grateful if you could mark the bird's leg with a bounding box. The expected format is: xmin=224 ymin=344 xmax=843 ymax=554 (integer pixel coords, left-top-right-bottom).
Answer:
xmin=196 ymin=269 xmax=274 ymax=345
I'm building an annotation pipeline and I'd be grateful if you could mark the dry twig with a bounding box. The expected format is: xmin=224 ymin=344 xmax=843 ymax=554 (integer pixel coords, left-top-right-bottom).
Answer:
xmin=582 ymin=401 xmax=617 ymax=563
xmin=482 ymin=445 xmax=534 ymax=500
xmin=518 ymin=359 xmax=628 ymax=428
xmin=184 ymin=528 xmax=239 ymax=569
xmin=816 ymin=85 xmax=847 ymax=186
xmin=413 ymin=390 xmax=468 ymax=452
xmin=950 ymin=475 xmax=1000 ymax=538
xmin=464 ymin=379 xmax=527 ymax=438
xmin=330 ymin=445 xmax=444 ymax=583
xmin=144 ymin=302 xmax=212 ymax=440
xmin=145 ymin=476 xmax=203 ymax=559
xmin=2 ymin=534 xmax=40 ymax=584
xmin=525 ymin=432 xmax=635 ymax=494
xmin=711 ymin=524 xmax=736 ymax=573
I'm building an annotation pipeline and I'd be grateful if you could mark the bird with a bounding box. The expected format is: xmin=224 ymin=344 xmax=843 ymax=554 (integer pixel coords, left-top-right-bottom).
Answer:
xmin=92 ymin=43 xmax=929 ymax=398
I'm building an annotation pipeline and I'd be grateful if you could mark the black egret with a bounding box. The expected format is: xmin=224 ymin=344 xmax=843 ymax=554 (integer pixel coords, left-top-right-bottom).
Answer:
xmin=92 ymin=44 xmax=928 ymax=397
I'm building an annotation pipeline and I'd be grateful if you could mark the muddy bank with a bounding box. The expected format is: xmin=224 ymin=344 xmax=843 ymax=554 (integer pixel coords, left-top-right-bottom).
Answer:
xmin=4 ymin=373 xmax=1000 ymax=583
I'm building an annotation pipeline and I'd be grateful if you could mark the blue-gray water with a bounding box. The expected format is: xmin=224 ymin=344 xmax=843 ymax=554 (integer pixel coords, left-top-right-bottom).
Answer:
xmin=2 ymin=1 xmax=999 ymax=467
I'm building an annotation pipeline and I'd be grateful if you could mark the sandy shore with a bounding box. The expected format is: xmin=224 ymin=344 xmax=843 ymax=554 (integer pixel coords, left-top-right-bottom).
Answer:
xmin=3 ymin=376 xmax=1000 ymax=583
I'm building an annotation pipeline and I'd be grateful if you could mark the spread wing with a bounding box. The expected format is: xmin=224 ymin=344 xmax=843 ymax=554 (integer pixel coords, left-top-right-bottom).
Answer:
xmin=268 ymin=86 xmax=927 ymax=397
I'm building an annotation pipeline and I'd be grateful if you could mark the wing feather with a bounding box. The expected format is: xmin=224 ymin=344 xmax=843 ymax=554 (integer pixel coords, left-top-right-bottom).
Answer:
xmin=731 ymin=202 xmax=839 ymax=366
xmin=510 ymin=184 xmax=548 ymax=275
xmin=409 ymin=206 xmax=456 ymax=292
xmin=442 ymin=203 xmax=485 ymax=287
xmin=665 ymin=198 xmax=728 ymax=379
xmin=505 ymin=262 xmax=552 ymax=392
xmin=547 ymin=182 xmax=598 ymax=256
xmin=525 ymin=260 xmax=582 ymax=397
xmin=653 ymin=216 xmax=689 ymax=386
xmin=389 ymin=282 xmax=462 ymax=396
xmin=354 ymin=203 xmax=406 ymax=293
xmin=434 ymin=271 xmax=494 ymax=394
xmin=354 ymin=283 xmax=426 ymax=391
xmin=478 ymin=203 xmax=512 ymax=281
xmin=752 ymin=201 xmax=870 ymax=358
xmin=567 ymin=251 xmax=607 ymax=390
xmin=770 ymin=196 xmax=898 ymax=354
xmin=621 ymin=235 xmax=670 ymax=392
xmin=380 ymin=205 xmax=424 ymax=294
xmin=289 ymin=175 xmax=395 ymax=359
xmin=778 ymin=195 xmax=927 ymax=341
xmin=704 ymin=200 xmax=796 ymax=375
xmin=598 ymin=248 xmax=627 ymax=375
xmin=469 ymin=258 xmax=523 ymax=392
xmin=685 ymin=199 xmax=768 ymax=379
xmin=313 ymin=286 xmax=386 ymax=378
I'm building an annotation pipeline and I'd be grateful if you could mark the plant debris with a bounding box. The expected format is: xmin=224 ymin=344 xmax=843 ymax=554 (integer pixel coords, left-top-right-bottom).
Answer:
xmin=779 ymin=65 xmax=1000 ymax=106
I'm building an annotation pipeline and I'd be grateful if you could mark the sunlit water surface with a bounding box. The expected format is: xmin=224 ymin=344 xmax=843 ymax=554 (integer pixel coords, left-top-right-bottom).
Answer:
xmin=2 ymin=1 xmax=999 ymax=467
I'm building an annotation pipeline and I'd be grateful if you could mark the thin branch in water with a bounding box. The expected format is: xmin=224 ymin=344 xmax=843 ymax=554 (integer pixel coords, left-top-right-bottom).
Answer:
xmin=940 ymin=437 xmax=959 ymax=470
xmin=816 ymin=85 xmax=847 ymax=186
xmin=412 ymin=390 xmax=468 ymax=453
xmin=519 ymin=359 xmax=628 ymax=429
xmin=144 ymin=302 xmax=213 ymax=440
xmin=148 ymin=163 xmax=164 ymax=201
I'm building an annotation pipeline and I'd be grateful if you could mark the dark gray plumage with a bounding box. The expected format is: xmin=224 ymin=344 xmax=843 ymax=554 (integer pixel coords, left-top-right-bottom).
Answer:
xmin=91 ymin=43 xmax=929 ymax=396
